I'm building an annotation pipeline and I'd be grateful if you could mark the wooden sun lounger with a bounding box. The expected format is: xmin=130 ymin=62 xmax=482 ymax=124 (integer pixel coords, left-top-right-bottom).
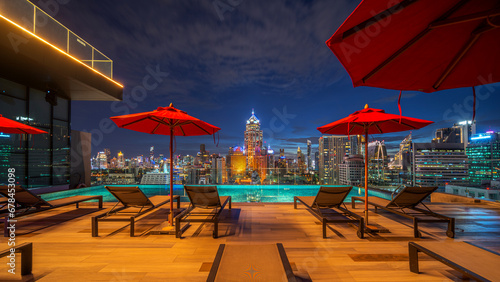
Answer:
xmin=0 ymin=185 xmax=103 ymax=236
xmin=207 ymin=243 xmax=297 ymax=282
xmin=175 ymin=186 xmax=231 ymax=239
xmin=351 ymin=186 xmax=455 ymax=238
xmin=294 ymin=186 xmax=364 ymax=239
xmin=91 ymin=186 xmax=180 ymax=237
xmin=409 ymin=241 xmax=500 ymax=281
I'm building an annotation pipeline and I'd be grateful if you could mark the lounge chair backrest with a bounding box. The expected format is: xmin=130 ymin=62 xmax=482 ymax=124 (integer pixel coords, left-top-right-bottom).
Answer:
xmin=314 ymin=186 xmax=352 ymax=208
xmin=387 ymin=186 xmax=438 ymax=208
xmin=0 ymin=185 xmax=49 ymax=207
xmin=184 ymin=186 xmax=221 ymax=209
xmin=105 ymin=186 xmax=153 ymax=207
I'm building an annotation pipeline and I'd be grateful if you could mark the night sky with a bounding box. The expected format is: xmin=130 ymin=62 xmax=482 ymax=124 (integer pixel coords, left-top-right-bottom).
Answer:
xmin=50 ymin=0 xmax=500 ymax=159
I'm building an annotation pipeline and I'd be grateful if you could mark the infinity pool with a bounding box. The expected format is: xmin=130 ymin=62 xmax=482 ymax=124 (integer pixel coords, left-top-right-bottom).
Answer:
xmin=40 ymin=185 xmax=391 ymax=203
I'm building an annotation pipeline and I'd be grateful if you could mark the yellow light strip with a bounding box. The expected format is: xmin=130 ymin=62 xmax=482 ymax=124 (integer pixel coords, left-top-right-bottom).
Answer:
xmin=0 ymin=14 xmax=123 ymax=88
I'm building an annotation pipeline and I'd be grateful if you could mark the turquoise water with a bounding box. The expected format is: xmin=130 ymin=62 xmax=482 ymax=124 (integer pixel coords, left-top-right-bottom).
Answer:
xmin=40 ymin=185 xmax=391 ymax=203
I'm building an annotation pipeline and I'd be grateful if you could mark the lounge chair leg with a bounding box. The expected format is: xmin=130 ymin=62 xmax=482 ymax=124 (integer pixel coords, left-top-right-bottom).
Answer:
xmin=130 ymin=217 xmax=135 ymax=237
xmin=294 ymin=197 xmax=297 ymax=209
xmin=91 ymin=217 xmax=98 ymax=237
xmin=351 ymin=198 xmax=356 ymax=209
xmin=214 ymin=221 xmax=218 ymax=238
xmin=447 ymin=218 xmax=455 ymax=238
xmin=229 ymin=198 xmax=232 ymax=210
xmin=408 ymin=243 xmax=420 ymax=273
xmin=176 ymin=197 xmax=180 ymax=209
xmin=358 ymin=218 xmax=364 ymax=239
xmin=413 ymin=219 xmax=420 ymax=238
xmin=76 ymin=202 xmax=79 ymax=208
xmin=175 ymin=216 xmax=181 ymax=238
xmin=322 ymin=218 xmax=327 ymax=239
xmin=99 ymin=198 xmax=103 ymax=209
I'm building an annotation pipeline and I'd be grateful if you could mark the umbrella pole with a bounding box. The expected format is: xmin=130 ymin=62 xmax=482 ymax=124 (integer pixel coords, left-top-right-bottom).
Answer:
xmin=364 ymin=130 xmax=369 ymax=225
xmin=169 ymin=128 xmax=174 ymax=225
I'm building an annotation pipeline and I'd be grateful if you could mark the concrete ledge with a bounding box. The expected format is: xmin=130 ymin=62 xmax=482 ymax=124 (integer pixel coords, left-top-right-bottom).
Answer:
xmin=431 ymin=192 xmax=481 ymax=204
xmin=431 ymin=192 xmax=500 ymax=207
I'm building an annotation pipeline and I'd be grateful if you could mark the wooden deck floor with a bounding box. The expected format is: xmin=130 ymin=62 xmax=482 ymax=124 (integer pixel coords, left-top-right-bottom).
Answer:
xmin=2 ymin=201 xmax=500 ymax=281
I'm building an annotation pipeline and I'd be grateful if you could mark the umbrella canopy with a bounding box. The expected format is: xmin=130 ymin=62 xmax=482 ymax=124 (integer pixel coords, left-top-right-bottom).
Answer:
xmin=317 ymin=107 xmax=434 ymax=135
xmin=110 ymin=104 xmax=220 ymax=136
xmin=110 ymin=103 xmax=220 ymax=225
xmin=317 ymin=105 xmax=433 ymax=224
xmin=326 ymin=0 xmax=500 ymax=92
xmin=0 ymin=114 xmax=47 ymax=134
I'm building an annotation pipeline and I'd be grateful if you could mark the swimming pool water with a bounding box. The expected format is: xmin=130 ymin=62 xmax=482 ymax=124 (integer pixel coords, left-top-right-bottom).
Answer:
xmin=41 ymin=185 xmax=391 ymax=203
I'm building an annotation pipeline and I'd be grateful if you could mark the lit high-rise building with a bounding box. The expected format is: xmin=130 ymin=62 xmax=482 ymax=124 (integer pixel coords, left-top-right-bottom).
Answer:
xmin=97 ymin=152 xmax=108 ymax=169
xmin=307 ymin=140 xmax=312 ymax=172
xmin=117 ymin=151 xmax=125 ymax=169
xmin=319 ymin=135 xmax=360 ymax=184
xmin=244 ymin=109 xmax=263 ymax=170
xmin=150 ymin=146 xmax=155 ymax=163
xmin=433 ymin=120 xmax=476 ymax=151
xmin=367 ymin=140 xmax=389 ymax=184
xmin=339 ymin=155 xmax=364 ymax=186
xmin=466 ymin=132 xmax=500 ymax=186
xmin=413 ymin=143 xmax=468 ymax=187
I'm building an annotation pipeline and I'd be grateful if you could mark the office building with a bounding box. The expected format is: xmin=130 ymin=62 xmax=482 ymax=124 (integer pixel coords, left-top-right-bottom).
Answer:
xmin=306 ymin=140 xmax=312 ymax=172
xmin=117 ymin=151 xmax=125 ymax=169
xmin=466 ymin=132 xmax=500 ymax=186
xmin=433 ymin=120 xmax=476 ymax=151
xmin=413 ymin=143 xmax=468 ymax=187
xmin=318 ymin=135 xmax=360 ymax=184
xmin=244 ymin=109 xmax=263 ymax=170
xmin=339 ymin=154 xmax=364 ymax=186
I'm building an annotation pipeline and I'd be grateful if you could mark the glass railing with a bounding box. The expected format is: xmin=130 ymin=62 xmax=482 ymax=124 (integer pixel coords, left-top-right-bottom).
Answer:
xmin=0 ymin=0 xmax=114 ymax=79
xmin=90 ymin=158 xmax=500 ymax=201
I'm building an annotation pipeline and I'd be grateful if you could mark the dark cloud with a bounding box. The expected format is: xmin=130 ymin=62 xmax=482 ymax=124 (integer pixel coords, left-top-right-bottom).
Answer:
xmin=46 ymin=0 xmax=500 ymax=158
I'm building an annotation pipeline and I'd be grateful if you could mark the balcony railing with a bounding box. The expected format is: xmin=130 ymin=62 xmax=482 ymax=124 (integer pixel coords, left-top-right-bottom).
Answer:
xmin=90 ymin=158 xmax=500 ymax=201
xmin=0 ymin=0 xmax=114 ymax=79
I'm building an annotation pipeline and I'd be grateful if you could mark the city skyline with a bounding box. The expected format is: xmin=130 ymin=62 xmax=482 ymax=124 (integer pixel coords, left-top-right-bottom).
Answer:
xmin=49 ymin=0 xmax=500 ymax=157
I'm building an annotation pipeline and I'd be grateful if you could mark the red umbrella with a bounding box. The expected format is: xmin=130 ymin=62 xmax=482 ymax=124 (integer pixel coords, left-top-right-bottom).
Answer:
xmin=317 ymin=104 xmax=433 ymax=223
xmin=326 ymin=0 xmax=500 ymax=120
xmin=0 ymin=114 xmax=47 ymax=134
xmin=326 ymin=0 xmax=500 ymax=92
xmin=110 ymin=103 xmax=221 ymax=224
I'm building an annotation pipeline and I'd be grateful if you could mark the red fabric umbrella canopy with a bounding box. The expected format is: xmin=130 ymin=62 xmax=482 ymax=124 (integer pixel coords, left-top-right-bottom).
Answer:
xmin=317 ymin=107 xmax=434 ymax=135
xmin=317 ymin=105 xmax=433 ymax=224
xmin=110 ymin=105 xmax=220 ymax=136
xmin=0 ymin=114 xmax=47 ymax=134
xmin=326 ymin=0 xmax=500 ymax=92
xmin=110 ymin=104 xmax=221 ymax=225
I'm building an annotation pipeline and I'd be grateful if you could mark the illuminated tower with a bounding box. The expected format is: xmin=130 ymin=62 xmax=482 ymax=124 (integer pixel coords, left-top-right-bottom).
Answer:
xmin=117 ymin=151 xmax=125 ymax=169
xmin=244 ymin=109 xmax=263 ymax=170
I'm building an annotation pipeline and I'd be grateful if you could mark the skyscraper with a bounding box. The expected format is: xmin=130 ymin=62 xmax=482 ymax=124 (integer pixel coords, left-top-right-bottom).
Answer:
xmin=307 ymin=140 xmax=312 ymax=172
xmin=150 ymin=146 xmax=155 ymax=163
xmin=244 ymin=109 xmax=263 ymax=170
xmin=433 ymin=120 xmax=476 ymax=151
xmin=319 ymin=136 xmax=360 ymax=184
xmin=413 ymin=143 xmax=468 ymax=187
xmin=97 ymin=152 xmax=108 ymax=169
xmin=466 ymin=132 xmax=500 ymax=186
xmin=117 ymin=151 xmax=125 ymax=169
